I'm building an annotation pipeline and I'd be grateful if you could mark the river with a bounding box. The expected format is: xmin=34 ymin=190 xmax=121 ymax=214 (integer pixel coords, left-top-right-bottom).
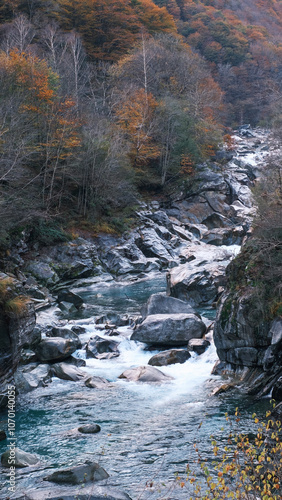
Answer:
xmin=0 ymin=273 xmax=269 ymax=500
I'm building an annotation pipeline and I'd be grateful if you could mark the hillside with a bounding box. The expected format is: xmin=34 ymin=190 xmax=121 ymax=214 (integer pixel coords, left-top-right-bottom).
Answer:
xmin=0 ymin=0 xmax=281 ymax=252
xmin=154 ymin=0 xmax=282 ymax=125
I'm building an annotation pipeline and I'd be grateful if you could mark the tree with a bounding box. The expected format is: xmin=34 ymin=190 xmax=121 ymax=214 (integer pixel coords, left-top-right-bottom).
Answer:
xmin=115 ymin=88 xmax=160 ymax=184
xmin=75 ymin=119 xmax=134 ymax=218
xmin=184 ymin=407 xmax=282 ymax=499
xmin=0 ymin=49 xmax=81 ymax=213
xmin=0 ymin=14 xmax=35 ymax=54
xmin=54 ymin=0 xmax=176 ymax=62
xmin=113 ymin=34 xmax=223 ymax=186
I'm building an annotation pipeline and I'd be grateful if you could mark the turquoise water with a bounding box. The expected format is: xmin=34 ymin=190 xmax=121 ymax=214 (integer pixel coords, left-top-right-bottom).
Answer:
xmin=0 ymin=274 xmax=269 ymax=499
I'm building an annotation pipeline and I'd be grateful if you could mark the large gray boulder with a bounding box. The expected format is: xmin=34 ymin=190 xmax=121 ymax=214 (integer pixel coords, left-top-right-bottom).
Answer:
xmin=86 ymin=336 xmax=120 ymax=359
xmin=140 ymin=293 xmax=195 ymax=320
xmin=77 ymin=424 xmax=101 ymax=434
xmin=11 ymin=485 xmax=132 ymax=500
xmin=35 ymin=338 xmax=78 ymax=362
xmin=135 ymin=227 xmax=175 ymax=263
xmin=118 ymin=365 xmax=174 ymax=383
xmin=85 ymin=376 xmax=113 ymax=389
xmin=131 ymin=314 xmax=206 ymax=346
xmin=44 ymin=462 xmax=109 ymax=485
xmin=1 ymin=448 xmax=39 ymax=468
xmin=187 ymin=338 xmax=210 ymax=355
xmin=24 ymin=261 xmax=59 ymax=286
xmin=167 ymin=262 xmax=227 ymax=306
xmin=201 ymin=226 xmax=245 ymax=246
xmin=14 ymin=364 xmax=51 ymax=393
xmin=146 ymin=210 xmax=174 ymax=232
xmin=44 ymin=237 xmax=100 ymax=280
xmin=57 ymin=291 xmax=83 ymax=308
xmin=100 ymin=247 xmax=147 ymax=275
xmin=51 ymin=362 xmax=87 ymax=381
xmin=148 ymin=349 xmax=190 ymax=366
xmin=48 ymin=327 xmax=82 ymax=349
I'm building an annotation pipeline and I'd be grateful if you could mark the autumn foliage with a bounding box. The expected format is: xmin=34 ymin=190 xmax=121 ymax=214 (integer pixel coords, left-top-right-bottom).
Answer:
xmin=0 ymin=0 xmax=281 ymax=235
xmin=54 ymin=0 xmax=176 ymax=61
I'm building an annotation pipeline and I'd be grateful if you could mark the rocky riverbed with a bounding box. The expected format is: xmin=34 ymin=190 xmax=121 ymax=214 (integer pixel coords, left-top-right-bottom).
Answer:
xmin=0 ymin=126 xmax=281 ymax=500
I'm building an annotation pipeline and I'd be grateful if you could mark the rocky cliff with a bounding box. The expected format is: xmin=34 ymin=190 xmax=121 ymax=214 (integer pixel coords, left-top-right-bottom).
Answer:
xmin=213 ymin=245 xmax=282 ymax=398
xmin=0 ymin=274 xmax=37 ymax=408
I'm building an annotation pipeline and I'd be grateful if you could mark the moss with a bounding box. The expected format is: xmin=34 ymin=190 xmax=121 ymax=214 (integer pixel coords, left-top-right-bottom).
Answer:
xmin=28 ymin=220 xmax=71 ymax=247
xmin=225 ymin=237 xmax=282 ymax=321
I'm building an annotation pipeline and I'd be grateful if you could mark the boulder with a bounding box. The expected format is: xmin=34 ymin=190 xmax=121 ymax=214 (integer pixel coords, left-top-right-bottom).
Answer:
xmin=270 ymin=319 xmax=282 ymax=345
xmin=19 ymin=348 xmax=38 ymax=365
xmin=148 ymin=349 xmax=190 ymax=366
xmin=140 ymin=293 xmax=195 ymax=320
xmin=14 ymin=364 xmax=52 ymax=393
xmin=201 ymin=227 xmax=245 ymax=246
xmin=86 ymin=336 xmax=120 ymax=359
xmin=1 ymin=448 xmax=39 ymax=468
xmin=188 ymin=338 xmax=211 ymax=355
xmin=172 ymin=225 xmax=194 ymax=241
xmin=146 ymin=210 xmax=174 ymax=232
xmin=78 ymin=424 xmax=101 ymax=434
xmin=131 ymin=314 xmax=206 ymax=346
xmin=100 ymin=248 xmax=146 ymax=275
xmin=64 ymin=356 xmax=86 ymax=367
xmin=118 ymin=365 xmax=174 ymax=383
xmin=57 ymin=291 xmax=83 ymax=308
xmin=96 ymin=313 xmax=130 ymax=327
xmin=58 ymin=260 xmax=97 ymax=280
xmin=48 ymin=328 xmax=82 ymax=349
xmin=226 ymin=172 xmax=253 ymax=208
xmin=71 ymin=325 xmax=87 ymax=335
xmin=167 ymin=262 xmax=228 ymax=306
xmin=58 ymin=302 xmax=78 ymax=314
xmin=135 ymin=227 xmax=175 ymax=263
xmin=44 ymin=462 xmax=109 ymax=485
xmin=35 ymin=338 xmax=78 ymax=362
xmin=24 ymin=261 xmax=59 ymax=286
xmin=85 ymin=376 xmax=112 ymax=389
xmin=44 ymin=238 xmax=100 ymax=280
xmin=51 ymin=362 xmax=87 ymax=381
xmin=11 ymin=485 xmax=132 ymax=500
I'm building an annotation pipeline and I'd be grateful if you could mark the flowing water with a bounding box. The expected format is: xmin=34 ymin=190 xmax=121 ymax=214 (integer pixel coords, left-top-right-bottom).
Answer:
xmin=0 ymin=273 xmax=269 ymax=499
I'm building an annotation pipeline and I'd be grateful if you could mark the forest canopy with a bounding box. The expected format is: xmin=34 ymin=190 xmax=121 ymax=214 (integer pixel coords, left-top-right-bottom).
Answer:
xmin=0 ymin=0 xmax=281 ymax=244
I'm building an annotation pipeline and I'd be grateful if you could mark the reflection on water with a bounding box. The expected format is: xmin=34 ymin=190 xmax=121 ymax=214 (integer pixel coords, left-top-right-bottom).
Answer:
xmin=72 ymin=273 xmax=167 ymax=317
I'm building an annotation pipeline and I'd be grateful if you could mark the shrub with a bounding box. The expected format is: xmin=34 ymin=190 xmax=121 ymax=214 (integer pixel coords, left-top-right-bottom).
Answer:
xmin=28 ymin=220 xmax=71 ymax=246
xmin=182 ymin=405 xmax=282 ymax=500
xmin=0 ymin=276 xmax=30 ymax=317
xmin=5 ymin=296 xmax=30 ymax=316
